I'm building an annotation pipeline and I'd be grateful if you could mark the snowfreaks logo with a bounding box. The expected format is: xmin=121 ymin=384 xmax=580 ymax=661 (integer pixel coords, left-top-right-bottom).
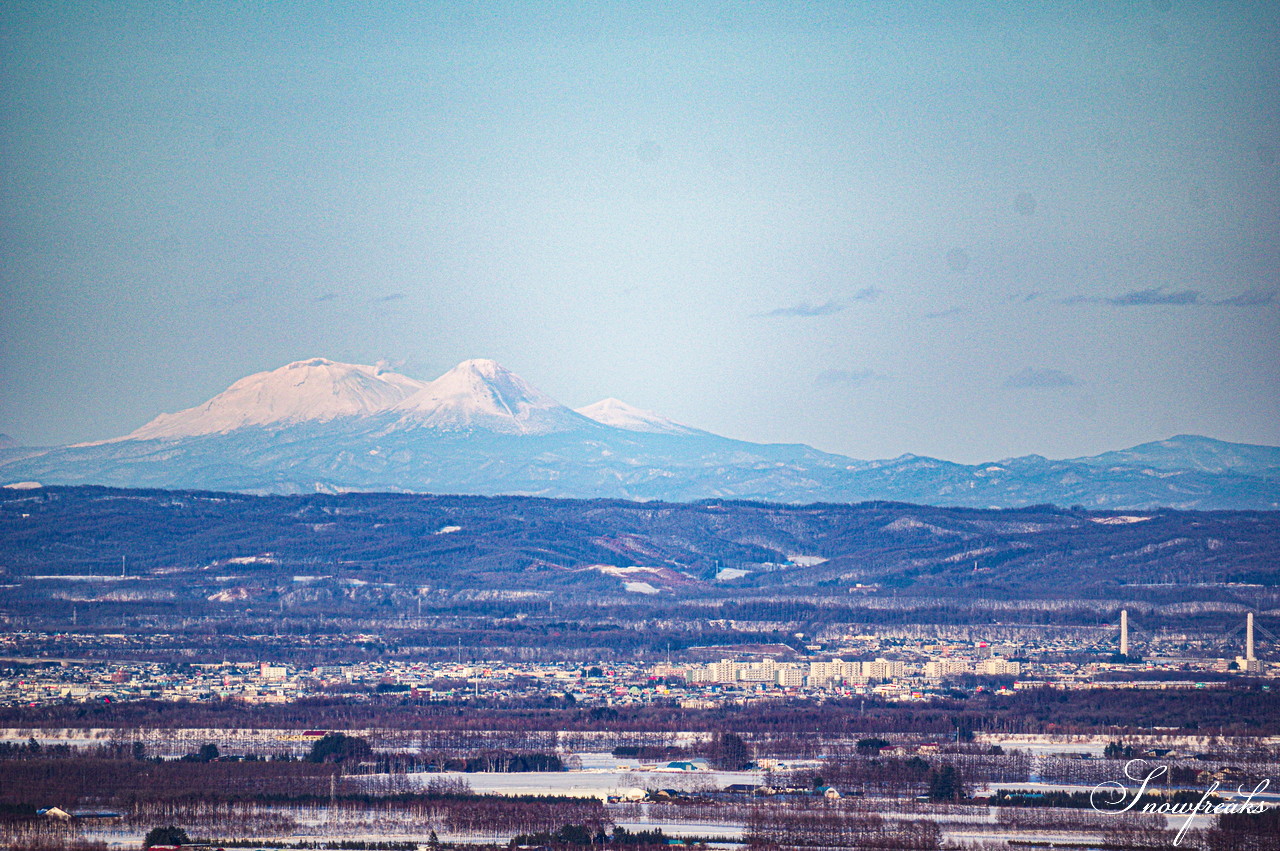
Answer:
xmin=1091 ymin=759 xmax=1274 ymax=846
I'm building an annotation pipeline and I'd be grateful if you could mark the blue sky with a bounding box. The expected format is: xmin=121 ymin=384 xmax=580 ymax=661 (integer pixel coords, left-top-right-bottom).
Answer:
xmin=2 ymin=1 xmax=1277 ymax=462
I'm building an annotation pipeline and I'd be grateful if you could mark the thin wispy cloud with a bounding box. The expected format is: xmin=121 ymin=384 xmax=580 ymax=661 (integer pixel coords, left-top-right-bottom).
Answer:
xmin=924 ymin=306 xmax=966 ymax=319
xmin=1214 ymin=288 xmax=1276 ymax=307
xmin=757 ymin=287 xmax=880 ymax=319
xmin=1106 ymin=287 xmax=1200 ymax=306
xmin=312 ymin=292 xmax=339 ymax=303
xmin=758 ymin=300 xmax=846 ymax=318
xmin=374 ymin=292 xmax=408 ymax=303
xmin=1062 ymin=286 xmax=1276 ymax=307
xmin=1005 ymin=367 xmax=1077 ymax=389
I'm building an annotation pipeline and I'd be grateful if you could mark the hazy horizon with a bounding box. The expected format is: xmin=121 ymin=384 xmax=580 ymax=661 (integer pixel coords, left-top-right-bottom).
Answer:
xmin=2 ymin=1 xmax=1277 ymax=464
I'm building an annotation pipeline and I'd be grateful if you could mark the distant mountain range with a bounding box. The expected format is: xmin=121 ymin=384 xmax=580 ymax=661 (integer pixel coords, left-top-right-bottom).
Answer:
xmin=2 ymin=358 xmax=1277 ymax=510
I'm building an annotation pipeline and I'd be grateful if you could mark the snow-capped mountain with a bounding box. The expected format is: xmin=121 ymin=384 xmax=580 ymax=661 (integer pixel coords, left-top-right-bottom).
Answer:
xmin=575 ymin=398 xmax=704 ymax=436
xmin=114 ymin=357 xmax=596 ymax=442
xmin=2 ymin=358 xmax=1278 ymax=509
xmin=390 ymin=359 xmax=595 ymax=435
xmin=112 ymin=358 xmax=425 ymax=442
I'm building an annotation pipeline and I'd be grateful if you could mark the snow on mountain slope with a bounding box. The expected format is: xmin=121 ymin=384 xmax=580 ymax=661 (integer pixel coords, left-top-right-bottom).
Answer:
xmin=575 ymin=398 xmax=702 ymax=436
xmin=390 ymin=359 xmax=595 ymax=435
xmin=111 ymin=358 xmax=425 ymax=442
xmin=11 ymin=355 xmax=1276 ymax=509
xmin=1071 ymin=434 xmax=1280 ymax=477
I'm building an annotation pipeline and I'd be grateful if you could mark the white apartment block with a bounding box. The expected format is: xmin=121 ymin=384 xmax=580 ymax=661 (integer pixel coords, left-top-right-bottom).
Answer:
xmin=924 ymin=659 xmax=972 ymax=678
xmin=979 ymin=658 xmax=1022 ymax=676
xmin=259 ymin=663 xmax=288 ymax=681
xmin=808 ymin=659 xmax=860 ymax=686
xmin=776 ymin=666 xmax=805 ymax=687
xmin=862 ymin=658 xmax=905 ymax=679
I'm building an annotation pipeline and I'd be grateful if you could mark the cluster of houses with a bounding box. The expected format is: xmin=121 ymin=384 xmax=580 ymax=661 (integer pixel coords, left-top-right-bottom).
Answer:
xmin=2 ymin=626 xmax=1271 ymax=710
xmin=652 ymin=655 xmax=1022 ymax=690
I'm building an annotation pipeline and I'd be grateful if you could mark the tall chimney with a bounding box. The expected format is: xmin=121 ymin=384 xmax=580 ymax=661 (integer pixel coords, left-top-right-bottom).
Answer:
xmin=1120 ymin=609 xmax=1129 ymax=657
xmin=1247 ymin=612 xmax=1256 ymax=662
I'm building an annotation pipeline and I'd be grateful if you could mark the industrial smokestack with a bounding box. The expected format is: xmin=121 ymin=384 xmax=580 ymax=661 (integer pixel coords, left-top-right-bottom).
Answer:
xmin=1247 ymin=612 xmax=1256 ymax=662
xmin=1120 ymin=609 xmax=1129 ymax=657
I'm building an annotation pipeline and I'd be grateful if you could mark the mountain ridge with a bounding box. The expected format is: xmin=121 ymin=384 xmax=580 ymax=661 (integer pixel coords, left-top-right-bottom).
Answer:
xmin=3 ymin=358 xmax=1278 ymax=510
xmin=5 ymin=486 xmax=1278 ymax=604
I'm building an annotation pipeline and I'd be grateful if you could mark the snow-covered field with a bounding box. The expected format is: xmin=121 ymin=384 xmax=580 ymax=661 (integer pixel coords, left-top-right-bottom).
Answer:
xmin=362 ymin=753 xmax=764 ymax=800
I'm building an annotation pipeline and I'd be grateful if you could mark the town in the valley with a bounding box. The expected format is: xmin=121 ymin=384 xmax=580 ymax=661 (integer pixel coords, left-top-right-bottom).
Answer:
xmin=1 ymin=609 xmax=1270 ymax=708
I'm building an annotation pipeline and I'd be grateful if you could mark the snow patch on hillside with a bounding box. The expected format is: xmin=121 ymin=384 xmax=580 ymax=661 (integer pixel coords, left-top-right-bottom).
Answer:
xmin=1090 ymin=515 xmax=1152 ymax=525
xmin=208 ymin=587 xmax=255 ymax=602
xmin=575 ymin=398 xmax=701 ymax=435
